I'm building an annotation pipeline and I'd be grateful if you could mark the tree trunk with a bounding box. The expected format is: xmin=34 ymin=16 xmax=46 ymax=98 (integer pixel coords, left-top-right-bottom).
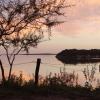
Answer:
xmin=8 ymin=64 xmax=12 ymax=81
xmin=0 ymin=60 xmax=6 ymax=82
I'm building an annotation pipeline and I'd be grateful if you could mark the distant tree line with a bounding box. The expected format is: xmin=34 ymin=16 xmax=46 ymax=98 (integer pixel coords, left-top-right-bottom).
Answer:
xmin=56 ymin=49 xmax=100 ymax=64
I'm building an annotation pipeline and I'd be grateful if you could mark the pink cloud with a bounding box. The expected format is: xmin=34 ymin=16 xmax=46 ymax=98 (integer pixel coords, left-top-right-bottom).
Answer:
xmin=55 ymin=0 xmax=100 ymax=36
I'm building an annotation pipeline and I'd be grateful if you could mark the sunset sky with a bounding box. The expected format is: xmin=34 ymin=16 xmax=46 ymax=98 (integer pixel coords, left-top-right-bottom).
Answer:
xmin=32 ymin=0 xmax=100 ymax=53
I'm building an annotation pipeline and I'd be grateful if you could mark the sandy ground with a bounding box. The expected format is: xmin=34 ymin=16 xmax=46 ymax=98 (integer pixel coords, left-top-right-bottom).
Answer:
xmin=0 ymin=87 xmax=99 ymax=100
xmin=0 ymin=95 xmax=96 ymax=100
xmin=0 ymin=96 xmax=90 ymax=100
xmin=0 ymin=96 xmax=70 ymax=100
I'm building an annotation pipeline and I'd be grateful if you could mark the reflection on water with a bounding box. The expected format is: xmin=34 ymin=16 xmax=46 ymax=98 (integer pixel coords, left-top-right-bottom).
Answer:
xmin=1 ymin=55 xmax=100 ymax=86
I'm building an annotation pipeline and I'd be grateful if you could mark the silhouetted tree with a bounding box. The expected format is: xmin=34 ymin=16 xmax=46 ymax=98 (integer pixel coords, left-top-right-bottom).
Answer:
xmin=0 ymin=0 xmax=66 ymax=81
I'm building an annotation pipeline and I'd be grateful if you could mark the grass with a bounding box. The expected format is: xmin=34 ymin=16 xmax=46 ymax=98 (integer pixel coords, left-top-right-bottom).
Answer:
xmin=0 ymin=67 xmax=100 ymax=100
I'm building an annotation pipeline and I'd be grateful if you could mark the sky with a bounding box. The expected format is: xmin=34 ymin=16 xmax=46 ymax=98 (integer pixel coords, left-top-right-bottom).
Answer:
xmin=32 ymin=0 xmax=100 ymax=53
xmin=1 ymin=0 xmax=100 ymax=80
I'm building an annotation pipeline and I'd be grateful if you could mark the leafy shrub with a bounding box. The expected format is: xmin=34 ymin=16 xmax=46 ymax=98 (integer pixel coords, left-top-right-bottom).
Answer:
xmin=42 ymin=67 xmax=79 ymax=87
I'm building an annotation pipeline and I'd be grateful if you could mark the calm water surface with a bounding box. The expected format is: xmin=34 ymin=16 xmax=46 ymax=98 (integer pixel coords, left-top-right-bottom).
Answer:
xmin=1 ymin=55 xmax=100 ymax=86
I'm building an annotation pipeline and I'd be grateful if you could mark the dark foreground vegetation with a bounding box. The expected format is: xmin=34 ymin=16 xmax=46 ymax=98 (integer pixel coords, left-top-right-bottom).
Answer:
xmin=0 ymin=67 xmax=100 ymax=100
xmin=56 ymin=49 xmax=100 ymax=64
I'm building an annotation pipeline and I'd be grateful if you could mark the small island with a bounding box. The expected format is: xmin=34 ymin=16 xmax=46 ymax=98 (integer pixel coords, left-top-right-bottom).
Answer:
xmin=56 ymin=49 xmax=100 ymax=64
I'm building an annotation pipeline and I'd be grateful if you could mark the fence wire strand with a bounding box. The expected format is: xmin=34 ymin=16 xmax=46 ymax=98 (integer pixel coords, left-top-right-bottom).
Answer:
xmin=2 ymin=60 xmax=83 ymax=72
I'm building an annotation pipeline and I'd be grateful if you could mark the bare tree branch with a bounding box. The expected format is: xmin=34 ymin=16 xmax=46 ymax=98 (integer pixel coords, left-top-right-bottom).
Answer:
xmin=0 ymin=0 xmax=67 ymax=81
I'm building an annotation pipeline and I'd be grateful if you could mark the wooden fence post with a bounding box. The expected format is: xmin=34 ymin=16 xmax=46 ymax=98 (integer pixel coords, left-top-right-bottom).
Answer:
xmin=35 ymin=58 xmax=41 ymax=86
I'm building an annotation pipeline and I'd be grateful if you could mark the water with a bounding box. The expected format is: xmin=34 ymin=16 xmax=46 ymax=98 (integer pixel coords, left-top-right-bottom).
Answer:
xmin=1 ymin=55 xmax=100 ymax=86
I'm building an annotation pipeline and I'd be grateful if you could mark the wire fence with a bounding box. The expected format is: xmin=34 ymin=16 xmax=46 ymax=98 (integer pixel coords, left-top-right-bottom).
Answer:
xmin=1 ymin=54 xmax=100 ymax=73
xmin=2 ymin=59 xmax=86 ymax=72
